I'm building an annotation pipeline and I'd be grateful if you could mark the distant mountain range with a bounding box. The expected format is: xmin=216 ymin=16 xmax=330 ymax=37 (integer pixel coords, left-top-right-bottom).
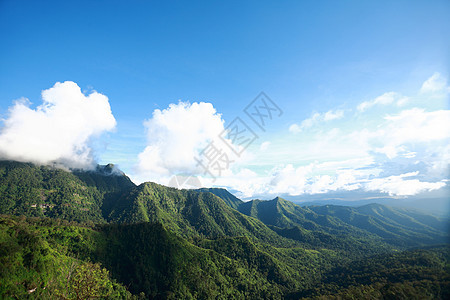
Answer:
xmin=0 ymin=160 xmax=449 ymax=299
xmin=281 ymin=190 xmax=450 ymax=217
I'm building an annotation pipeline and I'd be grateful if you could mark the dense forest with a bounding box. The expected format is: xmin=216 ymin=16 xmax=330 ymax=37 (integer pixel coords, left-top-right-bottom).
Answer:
xmin=0 ymin=160 xmax=448 ymax=299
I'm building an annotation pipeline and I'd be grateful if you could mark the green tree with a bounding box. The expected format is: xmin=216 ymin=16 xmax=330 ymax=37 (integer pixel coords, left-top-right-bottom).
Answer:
xmin=53 ymin=262 xmax=114 ymax=300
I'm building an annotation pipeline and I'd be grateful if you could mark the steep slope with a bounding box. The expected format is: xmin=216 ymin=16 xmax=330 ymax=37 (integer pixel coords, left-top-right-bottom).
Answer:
xmin=106 ymin=182 xmax=291 ymax=245
xmin=238 ymin=197 xmax=330 ymax=229
xmin=0 ymin=215 xmax=290 ymax=299
xmin=309 ymin=204 xmax=449 ymax=247
xmin=356 ymin=203 xmax=448 ymax=232
xmin=96 ymin=222 xmax=292 ymax=299
xmin=237 ymin=197 xmax=394 ymax=254
xmin=1 ymin=160 xmax=446 ymax=249
xmin=0 ymin=215 xmax=133 ymax=298
xmin=299 ymin=245 xmax=450 ymax=299
xmin=2 ymin=214 xmax=448 ymax=299
xmin=197 ymin=187 xmax=243 ymax=209
xmin=238 ymin=197 xmax=384 ymax=236
xmin=238 ymin=197 xmax=448 ymax=249
xmin=0 ymin=160 xmax=134 ymax=223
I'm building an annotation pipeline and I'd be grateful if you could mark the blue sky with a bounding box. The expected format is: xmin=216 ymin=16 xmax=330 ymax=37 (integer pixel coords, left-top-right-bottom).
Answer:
xmin=0 ymin=0 xmax=449 ymax=200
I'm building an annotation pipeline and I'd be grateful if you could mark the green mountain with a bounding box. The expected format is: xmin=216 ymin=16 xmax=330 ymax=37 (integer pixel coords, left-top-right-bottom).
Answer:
xmin=196 ymin=187 xmax=243 ymax=209
xmin=0 ymin=160 xmax=135 ymax=223
xmin=237 ymin=196 xmax=349 ymax=230
xmin=105 ymin=182 xmax=292 ymax=245
xmin=96 ymin=222 xmax=296 ymax=299
xmin=309 ymin=204 xmax=449 ymax=247
xmin=0 ymin=160 xmax=449 ymax=299
xmin=235 ymin=196 xmax=448 ymax=250
xmin=0 ymin=216 xmax=134 ymax=299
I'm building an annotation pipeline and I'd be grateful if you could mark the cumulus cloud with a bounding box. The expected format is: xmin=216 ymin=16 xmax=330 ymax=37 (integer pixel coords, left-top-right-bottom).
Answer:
xmin=289 ymin=109 xmax=344 ymax=133
xmin=323 ymin=109 xmax=344 ymax=121
xmin=357 ymin=92 xmax=409 ymax=112
xmin=268 ymin=164 xmax=313 ymax=195
xmin=0 ymin=81 xmax=116 ymax=169
xmin=136 ymin=101 xmax=226 ymax=180
xmin=230 ymin=108 xmax=450 ymax=198
xmin=420 ymin=72 xmax=448 ymax=94
xmin=129 ymin=72 xmax=448 ymax=198
xmin=288 ymin=124 xmax=301 ymax=134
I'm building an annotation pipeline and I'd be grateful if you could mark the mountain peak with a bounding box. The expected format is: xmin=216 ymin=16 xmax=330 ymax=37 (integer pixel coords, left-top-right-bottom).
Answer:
xmin=271 ymin=196 xmax=289 ymax=205
xmin=95 ymin=163 xmax=125 ymax=176
xmin=197 ymin=187 xmax=243 ymax=209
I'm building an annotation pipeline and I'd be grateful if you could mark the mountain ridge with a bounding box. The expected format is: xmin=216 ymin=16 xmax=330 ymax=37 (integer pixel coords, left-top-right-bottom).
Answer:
xmin=1 ymin=159 xmax=449 ymax=298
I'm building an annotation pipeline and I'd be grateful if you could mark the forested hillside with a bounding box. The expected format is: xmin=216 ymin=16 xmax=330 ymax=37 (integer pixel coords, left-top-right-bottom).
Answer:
xmin=0 ymin=160 xmax=448 ymax=299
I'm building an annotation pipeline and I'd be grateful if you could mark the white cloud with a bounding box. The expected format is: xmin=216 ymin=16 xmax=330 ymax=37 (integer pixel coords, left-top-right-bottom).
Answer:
xmin=357 ymin=92 xmax=409 ymax=112
xmin=210 ymin=168 xmax=261 ymax=199
xmin=374 ymin=145 xmax=402 ymax=159
xmin=364 ymin=172 xmax=446 ymax=196
xmin=289 ymin=123 xmax=301 ymax=133
xmin=301 ymin=112 xmax=321 ymax=129
xmin=426 ymin=144 xmax=450 ymax=178
xmin=383 ymin=108 xmax=450 ymax=145
xmin=268 ymin=163 xmax=313 ymax=196
xmin=324 ymin=109 xmax=344 ymax=121
xmin=130 ymin=72 xmax=449 ymax=199
xmin=260 ymin=141 xmax=271 ymax=151
xmin=231 ymin=162 xmax=445 ymax=197
xmin=222 ymin=73 xmax=450 ymax=198
xmin=0 ymin=81 xmax=116 ymax=169
xmin=230 ymin=160 xmax=370 ymax=197
xmin=136 ymin=101 xmax=226 ymax=181
xmin=420 ymin=72 xmax=448 ymax=93
xmin=237 ymin=108 xmax=449 ymax=197
xmin=289 ymin=109 xmax=344 ymax=133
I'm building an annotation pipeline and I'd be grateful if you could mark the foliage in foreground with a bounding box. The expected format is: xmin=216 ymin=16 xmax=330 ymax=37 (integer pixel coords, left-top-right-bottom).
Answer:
xmin=0 ymin=216 xmax=135 ymax=299
xmin=1 ymin=215 xmax=449 ymax=299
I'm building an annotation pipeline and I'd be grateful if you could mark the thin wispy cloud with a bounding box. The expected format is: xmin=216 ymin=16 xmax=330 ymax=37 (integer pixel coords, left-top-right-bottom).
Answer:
xmin=420 ymin=72 xmax=449 ymax=94
xmin=260 ymin=141 xmax=271 ymax=151
xmin=357 ymin=92 xmax=409 ymax=112
xmin=289 ymin=109 xmax=344 ymax=133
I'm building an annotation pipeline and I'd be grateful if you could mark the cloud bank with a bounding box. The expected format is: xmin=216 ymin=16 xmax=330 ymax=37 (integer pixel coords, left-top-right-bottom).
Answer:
xmin=215 ymin=73 xmax=449 ymax=198
xmin=0 ymin=81 xmax=116 ymax=169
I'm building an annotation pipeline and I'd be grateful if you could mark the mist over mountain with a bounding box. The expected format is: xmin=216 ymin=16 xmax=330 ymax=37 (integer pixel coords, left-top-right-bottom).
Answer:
xmin=0 ymin=82 xmax=116 ymax=170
